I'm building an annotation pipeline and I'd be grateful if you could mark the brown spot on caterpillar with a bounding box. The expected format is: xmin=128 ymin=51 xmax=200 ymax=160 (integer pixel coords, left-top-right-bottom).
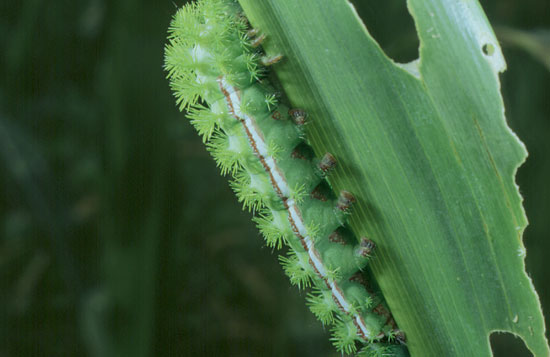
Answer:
xmin=235 ymin=12 xmax=249 ymax=27
xmin=386 ymin=317 xmax=399 ymax=331
xmin=336 ymin=190 xmax=355 ymax=212
xmin=291 ymin=143 xmax=313 ymax=160
xmin=318 ymin=152 xmax=337 ymax=173
xmin=291 ymin=148 xmax=307 ymax=160
xmin=394 ymin=330 xmax=407 ymax=344
xmin=261 ymin=54 xmax=283 ymax=66
xmin=349 ymin=272 xmax=369 ymax=288
xmin=380 ymin=327 xmax=405 ymax=344
xmin=246 ymin=28 xmax=259 ymax=39
xmin=289 ymin=108 xmax=307 ymax=125
xmin=373 ymin=303 xmax=396 ymax=329
xmin=250 ymin=33 xmax=266 ymax=47
xmin=329 ymin=230 xmax=347 ymax=245
xmin=311 ymin=185 xmax=328 ymax=201
xmin=357 ymin=237 xmax=376 ymax=257
xmin=271 ymin=110 xmax=282 ymax=120
xmin=373 ymin=303 xmax=388 ymax=316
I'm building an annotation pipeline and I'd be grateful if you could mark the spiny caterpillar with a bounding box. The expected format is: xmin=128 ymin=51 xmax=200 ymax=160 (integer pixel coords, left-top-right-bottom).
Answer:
xmin=164 ymin=0 xmax=406 ymax=355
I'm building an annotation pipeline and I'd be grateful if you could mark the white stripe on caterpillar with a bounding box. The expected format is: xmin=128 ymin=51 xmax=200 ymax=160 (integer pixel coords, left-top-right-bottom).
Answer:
xmin=217 ymin=76 xmax=373 ymax=340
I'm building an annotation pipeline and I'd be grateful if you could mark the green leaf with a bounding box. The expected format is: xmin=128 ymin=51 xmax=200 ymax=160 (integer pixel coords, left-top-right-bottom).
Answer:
xmin=238 ymin=0 xmax=549 ymax=355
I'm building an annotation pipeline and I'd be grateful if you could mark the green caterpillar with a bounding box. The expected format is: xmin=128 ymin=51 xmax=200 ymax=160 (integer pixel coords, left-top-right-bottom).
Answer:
xmin=164 ymin=0 xmax=406 ymax=354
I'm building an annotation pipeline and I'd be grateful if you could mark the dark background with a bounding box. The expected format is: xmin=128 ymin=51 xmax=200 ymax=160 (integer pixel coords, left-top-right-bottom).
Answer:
xmin=0 ymin=0 xmax=548 ymax=356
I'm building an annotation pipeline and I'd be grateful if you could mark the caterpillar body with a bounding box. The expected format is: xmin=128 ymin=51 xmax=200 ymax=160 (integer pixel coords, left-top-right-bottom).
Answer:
xmin=164 ymin=0 xmax=405 ymax=355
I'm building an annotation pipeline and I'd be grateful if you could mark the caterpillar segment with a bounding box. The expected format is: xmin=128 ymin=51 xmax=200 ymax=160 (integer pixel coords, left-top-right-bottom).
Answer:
xmin=164 ymin=0 xmax=405 ymax=354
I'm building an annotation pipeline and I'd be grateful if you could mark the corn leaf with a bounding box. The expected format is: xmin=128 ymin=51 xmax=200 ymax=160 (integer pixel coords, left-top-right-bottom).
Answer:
xmin=238 ymin=0 xmax=549 ymax=355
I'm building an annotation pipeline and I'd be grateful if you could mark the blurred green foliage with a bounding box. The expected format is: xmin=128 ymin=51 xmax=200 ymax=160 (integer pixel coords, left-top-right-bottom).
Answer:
xmin=0 ymin=0 xmax=547 ymax=356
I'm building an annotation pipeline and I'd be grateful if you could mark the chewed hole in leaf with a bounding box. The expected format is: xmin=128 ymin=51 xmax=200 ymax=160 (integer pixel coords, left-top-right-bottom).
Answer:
xmin=482 ymin=43 xmax=495 ymax=56
xmin=490 ymin=331 xmax=533 ymax=357
xmin=348 ymin=0 xmax=419 ymax=63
